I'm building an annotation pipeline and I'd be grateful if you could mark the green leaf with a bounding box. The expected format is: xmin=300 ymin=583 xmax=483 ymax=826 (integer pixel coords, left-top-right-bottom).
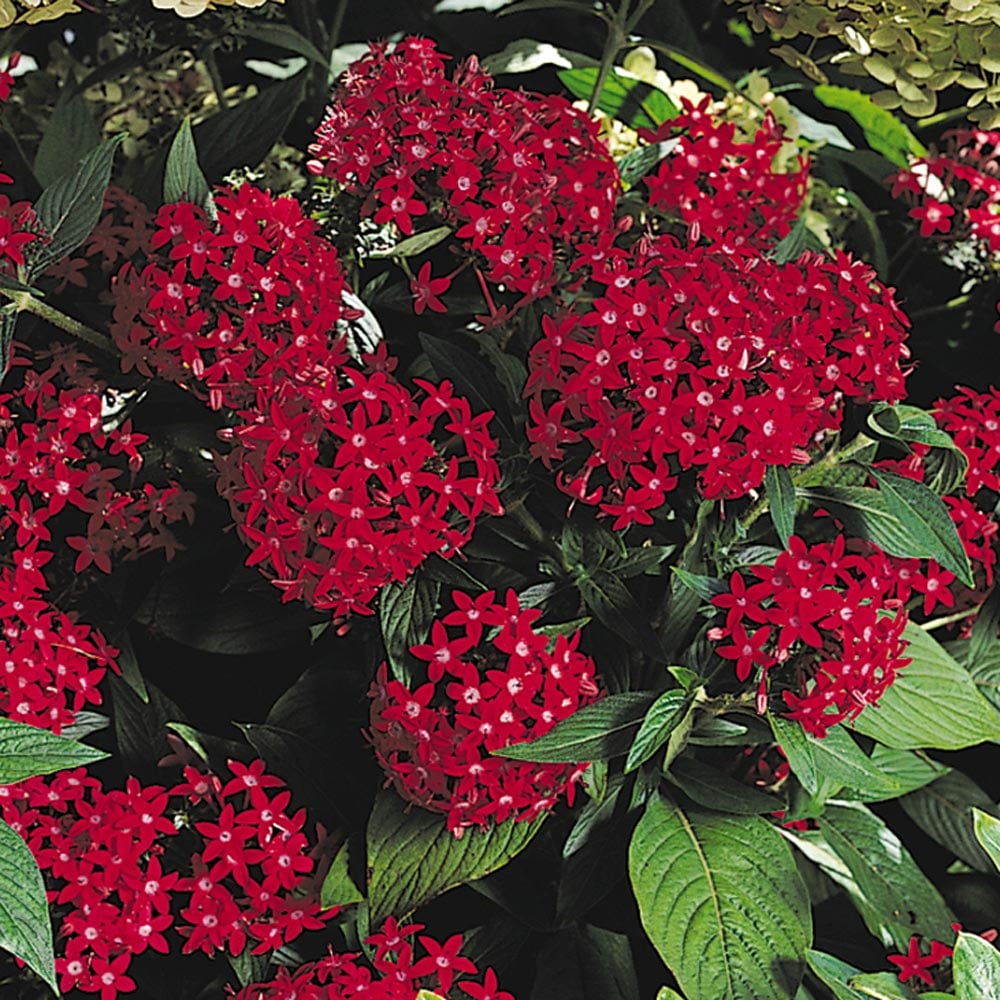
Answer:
xmin=871 ymin=469 xmax=974 ymax=587
xmin=617 ymin=139 xmax=679 ymax=191
xmin=577 ymin=570 xmax=664 ymax=660
xmin=806 ymin=949 xmax=870 ymax=1000
xmin=33 ymin=87 xmax=100 ymax=187
xmin=624 ymin=690 xmax=688 ymax=773
xmin=369 ymin=225 xmax=452 ymax=259
xmin=0 ymin=819 xmax=57 ymax=994
xmin=837 ymin=744 xmax=949 ymax=802
xmin=194 ymin=72 xmax=306 ymax=182
xmin=769 ymin=217 xmax=826 ymax=265
xmin=790 ymin=802 xmax=955 ymax=950
xmin=953 ymin=933 xmax=1000 ymax=1000
xmin=973 ymin=807 xmax=1000 ymax=873
xmin=814 ymin=85 xmax=927 ymax=167
xmin=496 ymin=691 xmax=657 ymax=763
xmin=558 ymin=66 xmax=680 ymax=130
xmin=766 ymin=465 xmax=797 ymax=548
xmin=31 ymin=134 xmax=125 ymax=275
xmin=227 ymin=949 xmax=272 ymax=988
xmin=0 ymin=718 xmax=108 ymax=783
xmin=379 ymin=575 xmax=440 ymax=683
xmin=899 ymin=771 xmax=1000 ymax=873
xmin=667 ymin=756 xmax=780 ymax=814
xmin=847 ymin=972 xmax=923 ymax=999
xmin=671 ymin=566 xmax=726 ymax=601
xmin=867 ymin=404 xmax=959 ymax=452
xmin=163 ymin=117 xmax=212 ymax=211
xmin=852 ymin=622 xmax=1000 ymax=750
xmin=111 ymin=675 xmax=185 ymax=774
xmin=320 ymin=840 xmax=364 ymax=909
xmin=366 ymin=789 xmax=543 ymax=925
xmin=629 ymin=794 xmax=811 ymax=999
xmin=530 ymin=925 xmax=640 ymax=1000
xmin=481 ymin=38 xmax=596 ymax=75
xmin=239 ymin=20 xmax=327 ymax=66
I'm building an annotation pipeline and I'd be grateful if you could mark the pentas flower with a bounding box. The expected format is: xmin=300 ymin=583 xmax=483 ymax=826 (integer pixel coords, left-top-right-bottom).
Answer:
xmin=230 ymin=917 xmax=515 ymax=999
xmin=216 ymin=348 xmax=502 ymax=619
xmin=710 ymin=536 xmax=911 ymax=737
xmin=525 ymin=236 xmax=910 ymax=518
xmin=934 ymin=385 xmax=1000 ymax=495
xmin=887 ymin=925 xmax=998 ymax=987
xmin=642 ymin=96 xmax=808 ymax=249
xmin=111 ymin=183 xmax=357 ymax=409
xmin=307 ymin=37 xmax=618 ymax=315
xmin=369 ymin=589 xmax=601 ymax=835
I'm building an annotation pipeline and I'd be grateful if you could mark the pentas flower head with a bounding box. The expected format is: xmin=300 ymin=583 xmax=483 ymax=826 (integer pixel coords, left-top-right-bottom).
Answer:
xmin=525 ymin=236 xmax=910 ymax=520
xmin=307 ymin=36 xmax=619 ymax=315
xmin=216 ymin=349 xmax=502 ymax=619
xmin=642 ymin=96 xmax=808 ymax=249
xmin=111 ymin=183 xmax=357 ymax=408
xmin=369 ymin=589 xmax=601 ymax=835
xmin=934 ymin=385 xmax=1000 ymax=495
xmin=230 ymin=917 xmax=514 ymax=999
xmin=710 ymin=536 xmax=911 ymax=737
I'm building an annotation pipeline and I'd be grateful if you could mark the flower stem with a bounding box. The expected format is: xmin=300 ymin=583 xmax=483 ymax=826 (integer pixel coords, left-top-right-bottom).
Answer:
xmin=3 ymin=290 xmax=115 ymax=356
xmin=919 ymin=606 xmax=979 ymax=631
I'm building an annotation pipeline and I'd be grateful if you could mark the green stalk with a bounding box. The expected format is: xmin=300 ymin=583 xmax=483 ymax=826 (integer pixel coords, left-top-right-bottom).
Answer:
xmin=3 ymin=290 xmax=115 ymax=356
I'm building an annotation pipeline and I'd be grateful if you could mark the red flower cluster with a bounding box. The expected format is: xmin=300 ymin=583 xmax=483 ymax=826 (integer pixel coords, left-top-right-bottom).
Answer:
xmin=216 ymin=351 xmax=502 ymax=618
xmin=710 ymin=536 xmax=911 ymax=737
xmin=525 ymin=237 xmax=910 ymax=518
xmin=2 ymin=759 xmax=333 ymax=1000
xmin=111 ymin=184 xmax=355 ymax=409
xmin=231 ymin=916 xmax=514 ymax=1000
xmin=890 ymin=129 xmax=1000 ymax=248
xmin=642 ymin=96 xmax=808 ymax=248
xmin=934 ymin=385 xmax=1000 ymax=495
xmin=888 ymin=925 xmax=998 ymax=987
xmin=308 ymin=37 xmax=619 ymax=314
xmin=369 ymin=589 xmax=601 ymax=834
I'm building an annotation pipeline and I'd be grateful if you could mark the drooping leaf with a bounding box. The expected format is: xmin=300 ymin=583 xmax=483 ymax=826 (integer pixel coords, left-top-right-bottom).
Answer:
xmin=558 ymin=66 xmax=680 ymax=130
xmin=953 ymin=932 xmax=1000 ymax=1000
xmin=629 ymin=793 xmax=811 ymax=999
xmin=495 ymin=691 xmax=657 ymax=763
xmin=870 ymin=470 xmax=973 ymax=587
xmin=366 ymin=789 xmax=543 ymax=925
xmin=33 ymin=87 xmax=100 ymax=187
xmin=866 ymin=404 xmax=960 ymax=452
xmin=379 ymin=575 xmax=441 ymax=684
xmin=852 ymin=622 xmax=1000 ymax=750
xmin=814 ymin=85 xmax=927 ymax=167
xmin=31 ymin=134 xmax=125 ymax=275
xmin=0 ymin=718 xmax=108 ymax=784
xmin=163 ymin=117 xmax=212 ymax=211
xmin=765 ymin=465 xmax=797 ymax=547
xmin=624 ymin=690 xmax=688 ymax=773
xmin=0 ymin=819 xmax=57 ymax=994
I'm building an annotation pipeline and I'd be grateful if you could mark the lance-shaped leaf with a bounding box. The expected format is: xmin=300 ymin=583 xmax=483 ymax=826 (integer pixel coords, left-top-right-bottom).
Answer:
xmin=379 ymin=575 xmax=440 ymax=684
xmin=624 ymin=690 xmax=688 ymax=773
xmin=0 ymin=819 xmax=57 ymax=994
xmin=558 ymin=66 xmax=679 ymax=129
xmin=973 ymin=808 xmax=1000 ymax=873
xmin=366 ymin=789 xmax=543 ymax=925
xmin=163 ymin=117 xmax=212 ymax=211
xmin=494 ymin=691 xmax=657 ymax=763
xmin=629 ymin=793 xmax=811 ymax=999
xmin=765 ymin=465 xmax=796 ymax=547
xmin=852 ymin=622 xmax=1000 ymax=750
xmin=0 ymin=718 xmax=108 ymax=784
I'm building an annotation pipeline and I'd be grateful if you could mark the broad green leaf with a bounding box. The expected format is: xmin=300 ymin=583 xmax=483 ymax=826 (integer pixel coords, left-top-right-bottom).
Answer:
xmin=578 ymin=570 xmax=664 ymax=659
xmin=194 ymin=72 xmax=306 ymax=182
xmin=671 ymin=566 xmax=725 ymax=600
xmin=369 ymin=225 xmax=452 ymax=259
xmin=31 ymin=134 xmax=125 ymax=274
xmin=953 ymin=933 xmax=1000 ymax=1000
xmin=871 ymin=470 xmax=973 ymax=587
xmin=558 ymin=66 xmax=680 ymax=130
xmin=320 ymin=840 xmax=364 ymax=909
xmin=814 ymin=85 xmax=927 ymax=167
xmin=972 ymin=808 xmax=1000 ymax=873
xmin=617 ymin=139 xmax=679 ymax=191
xmin=867 ymin=404 xmax=959 ymax=452
xmin=624 ymin=690 xmax=687 ymax=772
xmin=770 ymin=218 xmax=826 ymax=265
xmin=0 ymin=819 xmax=57 ymax=994
xmin=852 ymin=622 xmax=1000 ymax=750
xmin=899 ymin=771 xmax=1000 ymax=873
xmin=163 ymin=117 xmax=212 ymax=211
xmin=496 ymin=691 xmax=657 ymax=762
xmin=0 ymin=718 xmax=108 ymax=783
xmin=795 ymin=802 xmax=955 ymax=950
xmin=667 ymin=756 xmax=779 ymax=814
xmin=837 ymin=744 xmax=948 ymax=802
xmin=629 ymin=794 xmax=811 ymax=999
xmin=766 ymin=465 xmax=797 ymax=547
xmin=33 ymin=87 xmax=100 ymax=187
xmin=379 ymin=575 xmax=440 ymax=684
xmin=366 ymin=789 xmax=543 ymax=925
xmin=239 ymin=21 xmax=327 ymax=66
xmin=227 ymin=949 xmax=271 ymax=988
xmin=806 ymin=949 xmax=869 ymax=1000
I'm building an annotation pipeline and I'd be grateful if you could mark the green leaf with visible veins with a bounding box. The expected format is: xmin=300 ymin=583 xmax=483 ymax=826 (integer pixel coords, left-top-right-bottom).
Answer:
xmin=0 ymin=717 xmax=108 ymax=784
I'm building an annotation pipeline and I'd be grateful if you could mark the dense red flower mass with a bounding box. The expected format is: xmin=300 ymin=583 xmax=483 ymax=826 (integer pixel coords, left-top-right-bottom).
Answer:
xmin=642 ymin=97 xmax=808 ymax=248
xmin=525 ymin=236 xmax=911 ymax=518
xmin=307 ymin=36 xmax=619 ymax=314
xmin=231 ymin=916 xmax=514 ymax=999
xmin=369 ymin=589 xmax=601 ymax=834
xmin=710 ymin=536 xmax=911 ymax=737
xmin=934 ymin=385 xmax=1000 ymax=495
